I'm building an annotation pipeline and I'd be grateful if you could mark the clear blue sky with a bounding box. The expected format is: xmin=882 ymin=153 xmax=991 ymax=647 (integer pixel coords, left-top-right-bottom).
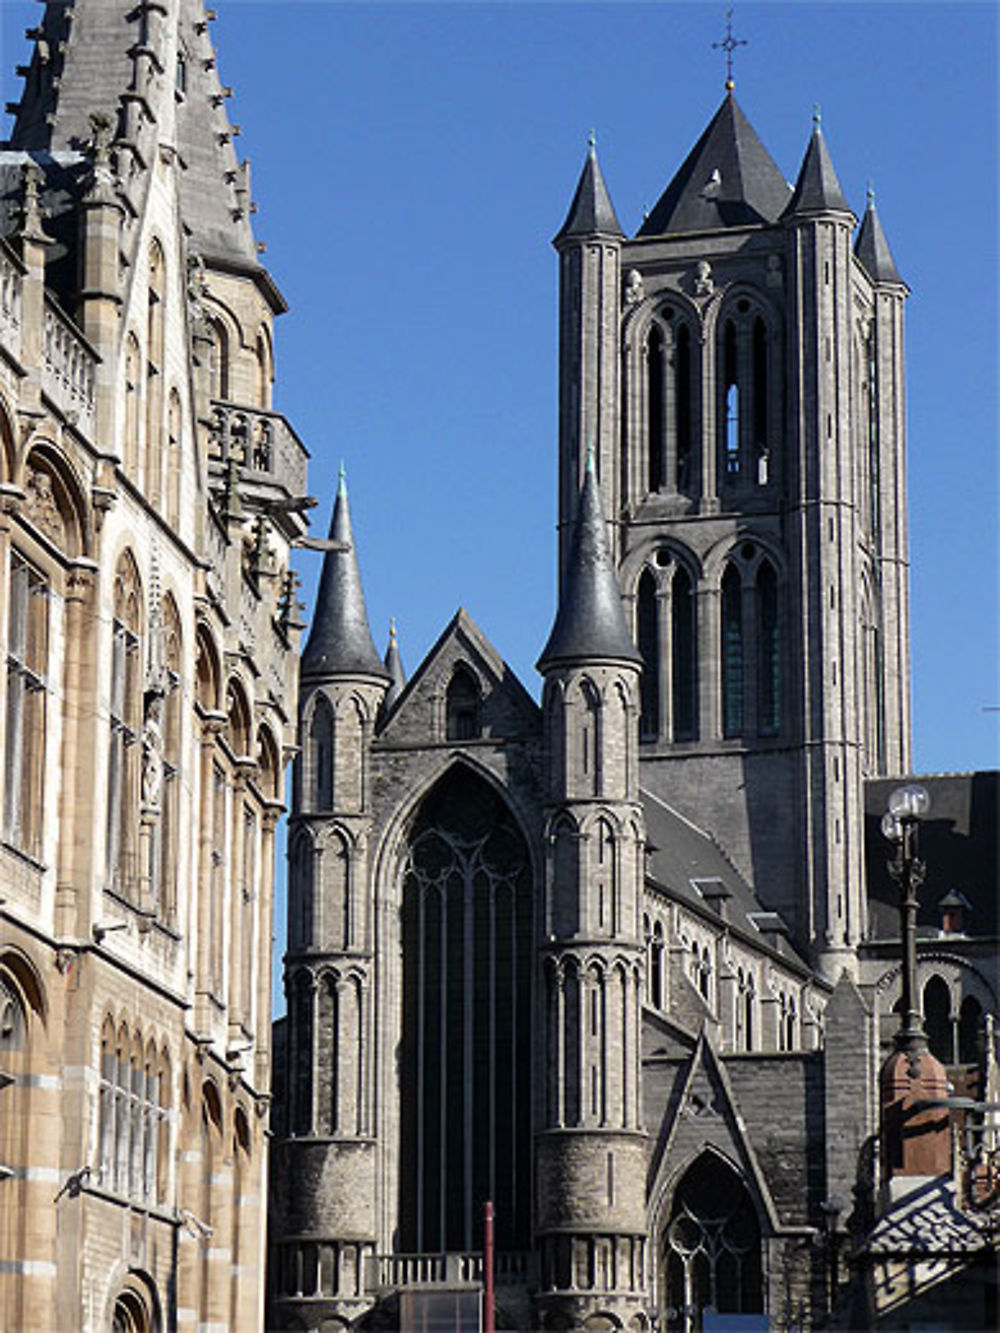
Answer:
xmin=2 ymin=2 xmax=997 ymax=1007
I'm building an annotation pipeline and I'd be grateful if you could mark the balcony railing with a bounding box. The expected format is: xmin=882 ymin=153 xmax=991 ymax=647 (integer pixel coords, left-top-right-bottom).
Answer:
xmin=0 ymin=241 xmax=22 ymax=359
xmin=366 ymin=1250 xmax=537 ymax=1294
xmin=42 ymin=299 xmax=97 ymax=435
xmin=208 ymin=400 xmax=308 ymax=502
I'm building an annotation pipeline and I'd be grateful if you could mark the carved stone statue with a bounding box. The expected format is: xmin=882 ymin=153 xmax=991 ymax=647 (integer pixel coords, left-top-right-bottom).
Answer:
xmin=142 ymin=689 xmax=165 ymax=810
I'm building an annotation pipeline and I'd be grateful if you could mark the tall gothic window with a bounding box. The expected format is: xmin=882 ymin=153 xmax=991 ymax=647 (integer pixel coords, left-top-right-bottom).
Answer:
xmin=208 ymin=319 xmax=229 ymax=401
xmin=647 ymin=325 xmax=665 ymax=492
xmin=672 ymin=564 xmax=696 ymax=739
xmin=721 ymin=564 xmax=744 ymax=738
xmin=663 ymin=1153 xmax=763 ymax=1328
xmin=123 ymin=333 xmax=141 ymax=478
xmin=400 ymin=767 xmax=532 ymax=1253
xmin=145 ymin=241 xmax=165 ymax=505
xmin=756 ymin=560 xmax=780 ymax=734
xmin=722 ymin=321 xmax=740 ymax=479
xmin=107 ymin=553 xmax=143 ymax=898
xmin=718 ymin=302 xmax=775 ymax=493
xmin=4 ymin=551 xmax=48 ymax=858
xmin=675 ymin=322 xmax=693 ymax=490
xmin=637 ymin=569 xmax=659 ymax=737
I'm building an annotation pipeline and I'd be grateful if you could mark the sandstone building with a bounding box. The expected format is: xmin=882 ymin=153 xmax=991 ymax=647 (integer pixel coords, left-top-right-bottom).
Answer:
xmin=0 ymin=2 xmax=308 ymax=1329
xmin=270 ymin=90 xmax=999 ymax=1331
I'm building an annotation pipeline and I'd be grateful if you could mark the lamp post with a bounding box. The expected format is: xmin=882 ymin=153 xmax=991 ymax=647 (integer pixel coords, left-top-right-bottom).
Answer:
xmin=880 ymin=783 xmax=930 ymax=1066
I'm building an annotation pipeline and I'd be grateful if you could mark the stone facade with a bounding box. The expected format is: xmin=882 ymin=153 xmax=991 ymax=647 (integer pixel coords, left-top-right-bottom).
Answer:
xmin=270 ymin=88 xmax=998 ymax=1333
xmin=0 ymin=3 xmax=307 ymax=1329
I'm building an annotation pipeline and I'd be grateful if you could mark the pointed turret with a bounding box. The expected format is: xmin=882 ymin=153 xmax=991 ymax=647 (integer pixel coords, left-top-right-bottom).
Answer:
xmin=855 ymin=188 xmax=904 ymax=286
xmin=381 ymin=619 xmax=407 ymax=713
xmin=554 ymin=138 xmax=624 ymax=243
xmin=538 ymin=454 xmax=641 ymax=671
xmin=637 ymin=94 xmax=791 ymax=236
xmin=301 ymin=471 xmax=389 ymax=681
xmin=783 ymin=111 xmax=853 ymax=218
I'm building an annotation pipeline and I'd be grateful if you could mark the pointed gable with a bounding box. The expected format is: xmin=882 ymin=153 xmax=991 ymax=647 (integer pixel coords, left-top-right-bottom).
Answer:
xmin=554 ymin=144 xmax=624 ymax=243
xmin=783 ymin=122 xmax=852 ymax=219
xmin=637 ymin=95 xmax=791 ymax=237
xmin=378 ymin=608 xmax=540 ymax=746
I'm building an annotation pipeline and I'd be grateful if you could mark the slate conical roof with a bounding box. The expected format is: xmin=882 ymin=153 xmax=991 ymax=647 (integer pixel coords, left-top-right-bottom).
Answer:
xmin=301 ymin=474 xmax=389 ymax=682
xmin=783 ymin=119 xmax=852 ymax=219
xmin=554 ymin=142 xmax=624 ymax=243
xmin=2 ymin=0 xmax=260 ymax=270
xmin=537 ymin=457 xmax=641 ymax=672
xmin=855 ymin=191 xmax=904 ymax=286
xmin=637 ymin=94 xmax=791 ymax=237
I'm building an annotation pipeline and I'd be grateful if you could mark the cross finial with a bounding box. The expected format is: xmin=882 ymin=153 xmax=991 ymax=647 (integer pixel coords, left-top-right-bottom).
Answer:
xmin=713 ymin=8 xmax=747 ymax=92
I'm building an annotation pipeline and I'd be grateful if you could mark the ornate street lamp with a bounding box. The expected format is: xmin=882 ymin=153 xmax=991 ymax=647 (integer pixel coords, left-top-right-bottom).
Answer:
xmin=881 ymin=783 xmax=930 ymax=1068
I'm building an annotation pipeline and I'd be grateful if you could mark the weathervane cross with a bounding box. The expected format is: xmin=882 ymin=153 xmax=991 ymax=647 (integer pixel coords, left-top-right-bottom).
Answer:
xmin=713 ymin=8 xmax=748 ymax=91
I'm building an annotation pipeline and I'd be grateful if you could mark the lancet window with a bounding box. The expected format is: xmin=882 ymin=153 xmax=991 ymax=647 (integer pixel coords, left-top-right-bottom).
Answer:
xmin=97 ymin=1019 xmax=169 ymax=1204
xmin=157 ymin=596 xmax=182 ymax=925
xmin=107 ymin=553 xmax=143 ymax=899
xmin=3 ymin=551 xmax=48 ymax=859
xmin=636 ymin=551 xmax=698 ymax=744
xmin=717 ymin=300 xmax=775 ymax=492
xmin=445 ymin=665 xmax=481 ymax=741
xmin=644 ymin=308 xmax=696 ymax=497
xmin=719 ymin=549 xmax=783 ymax=740
xmin=145 ymin=241 xmax=165 ymax=505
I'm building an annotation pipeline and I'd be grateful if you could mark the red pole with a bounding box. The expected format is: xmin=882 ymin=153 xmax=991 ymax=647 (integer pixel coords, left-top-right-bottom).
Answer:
xmin=483 ymin=1200 xmax=494 ymax=1333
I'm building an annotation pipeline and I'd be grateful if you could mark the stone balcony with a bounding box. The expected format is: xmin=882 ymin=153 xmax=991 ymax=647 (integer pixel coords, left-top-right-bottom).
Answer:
xmin=207 ymin=399 xmax=310 ymax=524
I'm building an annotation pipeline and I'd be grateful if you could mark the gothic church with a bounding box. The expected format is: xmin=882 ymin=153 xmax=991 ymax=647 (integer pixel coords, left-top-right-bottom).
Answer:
xmin=270 ymin=81 xmax=999 ymax=1333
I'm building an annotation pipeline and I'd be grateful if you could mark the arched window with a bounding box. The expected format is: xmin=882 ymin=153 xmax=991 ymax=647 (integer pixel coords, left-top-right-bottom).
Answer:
xmin=3 ymin=550 xmax=49 ymax=858
xmin=722 ymin=320 xmax=740 ymax=478
xmin=675 ymin=322 xmax=693 ymax=491
xmin=752 ymin=318 xmax=769 ymax=483
xmin=650 ymin=919 xmax=665 ymax=1011
xmin=400 ymin=767 xmax=532 ymax=1253
xmin=123 ymin=333 xmax=141 ymax=477
xmin=145 ymin=241 xmax=165 ymax=505
xmin=637 ymin=569 xmax=659 ymax=738
xmin=291 ymin=973 xmax=313 ymax=1138
xmin=108 ymin=553 xmax=143 ymax=899
xmin=663 ymin=1153 xmax=763 ymax=1323
xmin=671 ymin=564 xmax=696 ymax=740
xmin=255 ymin=328 xmax=273 ymax=410
xmin=307 ymin=695 xmax=333 ymax=812
xmin=158 ymin=596 xmax=182 ymax=926
xmin=579 ymin=677 xmax=601 ymax=797
xmin=225 ymin=679 xmax=251 ymax=758
xmin=647 ymin=324 xmax=665 ymax=492
xmin=322 ymin=830 xmax=351 ymax=952
xmin=551 ymin=814 xmax=579 ymax=938
xmin=195 ymin=623 xmax=220 ymax=713
xmin=445 ymin=666 xmax=481 ymax=741
xmin=923 ymin=976 xmax=951 ymax=1063
xmin=593 ymin=817 xmax=617 ymax=935
xmin=208 ymin=319 xmax=229 ymax=401
xmin=721 ymin=565 xmax=744 ymax=738
xmin=757 ymin=560 xmax=780 ymax=735
xmin=289 ymin=831 xmax=314 ymax=951
xmin=166 ymin=389 xmax=182 ymax=528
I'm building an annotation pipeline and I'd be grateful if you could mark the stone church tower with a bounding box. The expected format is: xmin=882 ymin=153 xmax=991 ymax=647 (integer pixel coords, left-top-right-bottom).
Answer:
xmin=556 ymin=97 xmax=911 ymax=977
xmin=271 ymin=81 xmax=996 ymax=1333
xmin=0 ymin=3 xmax=308 ymax=1328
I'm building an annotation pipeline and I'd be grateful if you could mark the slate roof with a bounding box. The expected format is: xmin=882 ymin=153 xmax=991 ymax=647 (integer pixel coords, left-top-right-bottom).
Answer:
xmin=864 ymin=772 xmax=999 ymax=939
xmin=300 ymin=475 xmax=390 ymax=683
xmin=855 ymin=195 xmax=905 ymax=286
xmin=783 ymin=122 xmax=852 ymax=218
xmin=637 ymin=94 xmax=791 ymax=237
xmin=537 ymin=458 xmax=642 ymax=671
xmin=642 ymin=788 xmax=812 ymax=975
xmin=554 ymin=144 xmax=624 ymax=242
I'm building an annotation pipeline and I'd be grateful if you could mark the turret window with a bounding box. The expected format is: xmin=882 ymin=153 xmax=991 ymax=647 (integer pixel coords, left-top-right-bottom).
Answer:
xmin=308 ymin=696 xmax=334 ymax=812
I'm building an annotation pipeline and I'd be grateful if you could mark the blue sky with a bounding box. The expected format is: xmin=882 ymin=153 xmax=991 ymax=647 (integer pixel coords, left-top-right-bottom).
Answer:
xmin=2 ymin=2 xmax=997 ymax=1005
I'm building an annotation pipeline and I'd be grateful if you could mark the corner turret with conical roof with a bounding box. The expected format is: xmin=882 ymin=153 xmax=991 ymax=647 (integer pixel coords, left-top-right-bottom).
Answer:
xmin=783 ymin=110 xmax=853 ymax=219
xmin=301 ymin=471 xmax=391 ymax=683
xmin=855 ymin=187 xmax=905 ymax=287
xmin=554 ymin=137 xmax=624 ymax=243
xmin=535 ymin=457 xmax=648 ymax=1330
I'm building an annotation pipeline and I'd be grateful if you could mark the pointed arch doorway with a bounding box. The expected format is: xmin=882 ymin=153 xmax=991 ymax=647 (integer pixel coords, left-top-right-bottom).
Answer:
xmin=399 ymin=765 xmax=534 ymax=1254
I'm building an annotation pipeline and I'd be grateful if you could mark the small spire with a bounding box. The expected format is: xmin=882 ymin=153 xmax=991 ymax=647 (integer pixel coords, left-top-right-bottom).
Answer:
xmin=381 ymin=617 xmax=407 ymax=717
xmin=554 ymin=137 xmax=624 ymax=243
xmin=782 ymin=112 xmax=852 ymax=219
xmin=854 ymin=190 xmax=904 ymax=286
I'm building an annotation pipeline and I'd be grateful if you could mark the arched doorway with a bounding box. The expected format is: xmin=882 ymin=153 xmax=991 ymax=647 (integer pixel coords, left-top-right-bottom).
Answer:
xmin=662 ymin=1152 xmax=763 ymax=1332
xmin=399 ymin=766 xmax=533 ymax=1253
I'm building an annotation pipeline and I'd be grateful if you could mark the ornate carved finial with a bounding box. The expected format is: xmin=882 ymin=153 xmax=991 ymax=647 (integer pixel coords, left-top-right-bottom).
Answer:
xmin=18 ymin=160 xmax=48 ymax=241
xmin=713 ymin=8 xmax=747 ymax=92
xmin=88 ymin=111 xmax=115 ymax=166
xmin=389 ymin=616 xmax=398 ymax=646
